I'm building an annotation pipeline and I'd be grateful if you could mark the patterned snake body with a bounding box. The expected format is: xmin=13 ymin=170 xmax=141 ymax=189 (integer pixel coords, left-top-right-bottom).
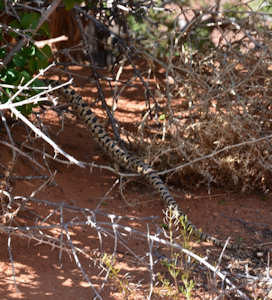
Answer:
xmin=49 ymin=80 xmax=233 ymax=249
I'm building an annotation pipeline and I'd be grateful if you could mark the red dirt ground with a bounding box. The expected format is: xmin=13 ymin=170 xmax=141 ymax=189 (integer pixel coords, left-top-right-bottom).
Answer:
xmin=0 ymin=67 xmax=271 ymax=299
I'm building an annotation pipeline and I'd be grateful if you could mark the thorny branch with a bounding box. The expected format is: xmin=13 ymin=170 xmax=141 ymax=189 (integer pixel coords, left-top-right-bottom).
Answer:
xmin=0 ymin=195 xmax=252 ymax=300
xmin=0 ymin=1 xmax=272 ymax=298
xmin=0 ymin=67 xmax=84 ymax=167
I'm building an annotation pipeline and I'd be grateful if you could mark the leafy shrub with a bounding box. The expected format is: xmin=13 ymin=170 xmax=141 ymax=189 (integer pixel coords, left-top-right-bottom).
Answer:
xmin=0 ymin=6 xmax=52 ymax=114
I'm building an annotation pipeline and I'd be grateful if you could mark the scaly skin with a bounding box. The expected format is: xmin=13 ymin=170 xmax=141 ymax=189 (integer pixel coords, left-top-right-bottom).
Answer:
xmin=48 ymin=79 xmax=237 ymax=250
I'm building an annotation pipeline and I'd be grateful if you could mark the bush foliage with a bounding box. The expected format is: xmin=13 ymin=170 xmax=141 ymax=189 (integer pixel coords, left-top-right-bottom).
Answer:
xmin=1 ymin=0 xmax=272 ymax=191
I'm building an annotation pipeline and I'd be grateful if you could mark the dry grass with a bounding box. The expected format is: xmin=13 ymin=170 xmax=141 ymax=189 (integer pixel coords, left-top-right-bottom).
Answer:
xmin=0 ymin=1 xmax=272 ymax=299
xmin=126 ymin=2 xmax=272 ymax=193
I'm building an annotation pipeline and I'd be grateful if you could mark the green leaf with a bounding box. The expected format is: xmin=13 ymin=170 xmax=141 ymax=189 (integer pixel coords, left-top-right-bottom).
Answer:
xmin=20 ymin=71 xmax=31 ymax=84
xmin=63 ymin=0 xmax=73 ymax=10
xmin=41 ymin=45 xmax=52 ymax=58
xmin=0 ymin=94 xmax=8 ymax=104
xmin=161 ymin=223 xmax=168 ymax=230
xmin=28 ymin=57 xmax=38 ymax=73
xmin=35 ymin=48 xmax=45 ymax=60
xmin=21 ymin=103 xmax=34 ymax=115
xmin=6 ymin=69 xmax=19 ymax=82
xmin=22 ymin=45 xmax=36 ymax=57
xmin=12 ymin=53 xmax=25 ymax=67
xmin=37 ymin=57 xmax=49 ymax=70
xmin=159 ymin=114 xmax=166 ymax=121
xmin=8 ymin=20 xmax=21 ymax=38
xmin=63 ymin=0 xmax=84 ymax=10
xmin=39 ymin=22 xmax=50 ymax=37
xmin=32 ymin=79 xmax=45 ymax=88
xmin=35 ymin=48 xmax=50 ymax=70
xmin=21 ymin=12 xmax=40 ymax=30
xmin=0 ymin=0 xmax=4 ymax=11
xmin=0 ymin=48 xmax=6 ymax=59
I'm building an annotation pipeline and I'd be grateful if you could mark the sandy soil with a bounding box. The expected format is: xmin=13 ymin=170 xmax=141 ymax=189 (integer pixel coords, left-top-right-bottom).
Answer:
xmin=0 ymin=67 xmax=271 ymax=300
